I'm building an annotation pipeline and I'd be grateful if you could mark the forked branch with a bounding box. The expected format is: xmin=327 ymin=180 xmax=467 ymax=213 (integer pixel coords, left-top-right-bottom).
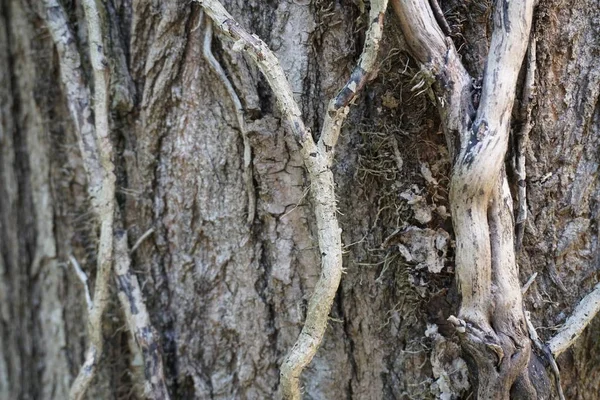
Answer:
xmin=393 ymin=0 xmax=536 ymax=397
xmin=198 ymin=1 xmax=387 ymax=398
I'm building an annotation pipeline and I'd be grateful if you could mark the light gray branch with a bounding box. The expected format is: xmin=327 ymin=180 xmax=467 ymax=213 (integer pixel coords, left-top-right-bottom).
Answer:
xmin=393 ymin=0 xmax=537 ymax=397
xmin=548 ymin=283 xmax=600 ymax=357
xmin=41 ymin=1 xmax=115 ymax=397
xmin=42 ymin=1 xmax=168 ymax=398
xmin=515 ymin=38 xmax=537 ymax=251
xmin=390 ymin=0 xmax=472 ymax=160
xmin=69 ymin=255 xmax=93 ymax=310
xmin=198 ymin=1 xmax=387 ymax=398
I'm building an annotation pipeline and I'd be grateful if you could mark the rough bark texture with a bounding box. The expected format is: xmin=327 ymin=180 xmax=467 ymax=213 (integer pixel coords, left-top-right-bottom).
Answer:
xmin=0 ymin=0 xmax=599 ymax=399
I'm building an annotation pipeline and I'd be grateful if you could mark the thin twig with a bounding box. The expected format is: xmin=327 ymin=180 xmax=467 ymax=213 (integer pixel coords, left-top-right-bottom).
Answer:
xmin=318 ymin=0 xmax=388 ymax=163
xmin=521 ymin=272 xmax=537 ymax=295
xmin=201 ymin=13 xmax=256 ymax=224
xmin=69 ymin=255 xmax=93 ymax=310
xmin=525 ymin=311 xmax=565 ymax=400
xmin=130 ymin=227 xmax=155 ymax=255
xmin=114 ymin=229 xmax=170 ymax=400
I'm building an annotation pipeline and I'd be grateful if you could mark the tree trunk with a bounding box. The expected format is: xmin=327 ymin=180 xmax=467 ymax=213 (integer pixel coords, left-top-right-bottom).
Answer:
xmin=1 ymin=0 xmax=599 ymax=399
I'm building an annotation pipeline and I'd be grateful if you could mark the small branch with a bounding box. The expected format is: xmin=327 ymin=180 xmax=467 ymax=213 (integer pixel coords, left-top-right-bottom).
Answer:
xmin=521 ymin=272 xmax=538 ymax=295
xmin=318 ymin=0 xmax=388 ymax=162
xmin=199 ymin=0 xmax=310 ymax=146
xmin=130 ymin=227 xmax=155 ymax=255
xmin=41 ymin=0 xmax=103 ymax=197
xmin=69 ymin=255 xmax=93 ymax=310
xmin=114 ymin=230 xmax=170 ymax=400
xmin=548 ymin=283 xmax=600 ymax=357
xmin=390 ymin=0 xmax=472 ymax=160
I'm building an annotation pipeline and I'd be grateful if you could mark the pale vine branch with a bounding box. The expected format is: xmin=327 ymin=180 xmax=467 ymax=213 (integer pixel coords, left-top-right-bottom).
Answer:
xmin=525 ymin=311 xmax=565 ymax=400
xmin=42 ymin=1 xmax=115 ymax=396
xmin=198 ymin=0 xmax=387 ymax=398
xmin=393 ymin=0 xmax=537 ymax=397
xmin=515 ymin=38 xmax=537 ymax=251
xmin=548 ymin=282 xmax=600 ymax=357
xmin=114 ymin=228 xmax=171 ymax=400
xmin=41 ymin=1 xmax=168 ymax=398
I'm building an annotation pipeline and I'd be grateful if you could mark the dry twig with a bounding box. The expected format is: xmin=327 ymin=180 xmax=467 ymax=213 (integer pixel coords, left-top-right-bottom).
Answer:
xmin=515 ymin=38 xmax=537 ymax=252
xmin=114 ymin=229 xmax=170 ymax=399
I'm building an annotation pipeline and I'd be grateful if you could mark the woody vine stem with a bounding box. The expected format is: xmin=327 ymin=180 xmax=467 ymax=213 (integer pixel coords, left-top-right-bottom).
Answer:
xmin=201 ymin=0 xmax=600 ymax=398
xmin=198 ymin=0 xmax=388 ymax=398
xmin=41 ymin=0 xmax=169 ymax=399
xmin=37 ymin=0 xmax=600 ymax=398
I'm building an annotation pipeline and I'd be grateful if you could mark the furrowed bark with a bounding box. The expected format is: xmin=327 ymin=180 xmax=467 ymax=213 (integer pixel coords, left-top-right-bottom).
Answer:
xmin=199 ymin=1 xmax=387 ymax=398
xmin=393 ymin=0 xmax=537 ymax=397
xmin=201 ymin=15 xmax=256 ymax=225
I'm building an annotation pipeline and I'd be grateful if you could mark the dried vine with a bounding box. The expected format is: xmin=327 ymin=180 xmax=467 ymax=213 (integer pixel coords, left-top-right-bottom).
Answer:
xmin=393 ymin=0 xmax=538 ymax=397
xmin=392 ymin=0 xmax=600 ymax=397
xmin=197 ymin=0 xmax=387 ymax=398
xmin=41 ymin=1 xmax=169 ymax=398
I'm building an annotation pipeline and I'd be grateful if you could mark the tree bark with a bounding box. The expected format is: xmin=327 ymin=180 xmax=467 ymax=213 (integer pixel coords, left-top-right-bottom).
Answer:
xmin=1 ymin=0 xmax=600 ymax=399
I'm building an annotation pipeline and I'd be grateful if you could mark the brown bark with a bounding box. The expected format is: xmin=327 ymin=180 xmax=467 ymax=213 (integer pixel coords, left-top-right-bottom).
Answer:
xmin=1 ymin=0 xmax=600 ymax=399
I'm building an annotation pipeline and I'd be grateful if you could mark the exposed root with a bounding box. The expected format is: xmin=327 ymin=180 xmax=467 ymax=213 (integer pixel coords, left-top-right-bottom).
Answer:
xmin=201 ymin=12 xmax=256 ymax=225
xmin=198 ymin=0 xmax=387 ymax=398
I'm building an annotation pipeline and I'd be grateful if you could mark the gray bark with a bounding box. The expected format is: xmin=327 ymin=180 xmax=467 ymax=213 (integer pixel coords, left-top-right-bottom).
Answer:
xmin=0 ymin=0 xmax=599 ymax=399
